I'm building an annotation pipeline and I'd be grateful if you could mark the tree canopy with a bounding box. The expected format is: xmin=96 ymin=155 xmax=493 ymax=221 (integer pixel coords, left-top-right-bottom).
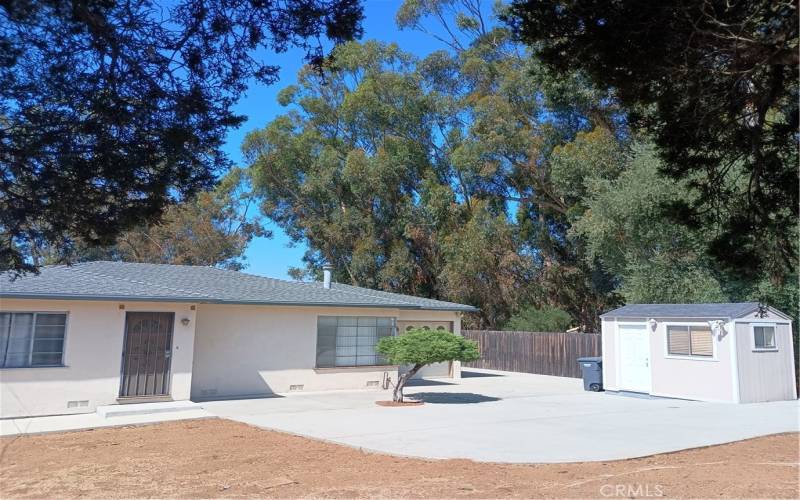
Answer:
xmin=503 ymin=306 xmax=573 ymax=333
xmin=505 ymin=0 xmax=799 ymax=281
xmin=53 ymin=169 xmax=268 ymax=270
xmin=1 ymin=0 xmax=363 ymax=273
xmin=243 ymin=2 xmax=626 ymax=329
xmin=241 ymin=0 xmax=797 ymax=330
xmin=7 ymin=0 xmax=795 ymax=334
xmin=376 ymin=328 xmax=479 ymax=402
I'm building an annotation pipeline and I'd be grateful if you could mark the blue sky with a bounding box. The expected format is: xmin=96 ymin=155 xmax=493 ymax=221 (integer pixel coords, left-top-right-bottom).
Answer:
xmin=223 ymin=1 xmax=454 ymax=279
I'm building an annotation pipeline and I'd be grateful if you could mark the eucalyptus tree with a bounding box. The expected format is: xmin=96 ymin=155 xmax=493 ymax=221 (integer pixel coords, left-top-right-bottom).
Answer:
xmin=243 ymin=1 xmax=626 ymax=329
xmin=242 ymin=38 xmax=533 ymax=327
xmin=397 ymin=0 xmax=623 ymax=329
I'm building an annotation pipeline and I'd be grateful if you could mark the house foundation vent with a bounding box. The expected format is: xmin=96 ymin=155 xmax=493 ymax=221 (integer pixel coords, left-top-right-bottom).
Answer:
xmin=67 ymin=400 xmax=89 ymax=408
xmin=289 ymin=384 xmax=304 ymax=391
xmin=366 ymin=380 xmax=379 ymax=387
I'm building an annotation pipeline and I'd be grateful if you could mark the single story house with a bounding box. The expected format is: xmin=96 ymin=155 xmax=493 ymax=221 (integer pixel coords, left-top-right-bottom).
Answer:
xmin=601 ymin=303 xmax=797 ymax=403
xmin=0 ymin=261 xmax=476 ymax=418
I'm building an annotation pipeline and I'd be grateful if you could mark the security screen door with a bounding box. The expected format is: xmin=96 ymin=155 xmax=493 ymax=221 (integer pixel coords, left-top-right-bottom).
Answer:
xmin=120 ymin=312 xmax=174 ymax=397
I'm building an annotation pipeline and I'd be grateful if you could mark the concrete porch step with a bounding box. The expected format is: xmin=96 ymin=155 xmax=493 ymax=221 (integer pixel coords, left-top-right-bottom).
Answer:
xmin=96 ymin=400 xmax=202 ymax=418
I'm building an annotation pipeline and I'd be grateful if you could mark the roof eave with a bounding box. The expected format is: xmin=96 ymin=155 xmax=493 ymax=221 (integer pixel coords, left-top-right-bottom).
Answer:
xmin=0 ymin=293 xmax=476 ymax=312
xmin=733 ymin=305 xmax=793 ymax=321
xmin=600 ymin=314 xmax=733 ymax=320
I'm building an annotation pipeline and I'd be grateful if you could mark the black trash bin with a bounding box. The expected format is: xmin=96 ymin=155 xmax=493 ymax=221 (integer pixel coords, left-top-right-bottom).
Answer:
xmin=577 ymin=357 xmax=603 ymax=392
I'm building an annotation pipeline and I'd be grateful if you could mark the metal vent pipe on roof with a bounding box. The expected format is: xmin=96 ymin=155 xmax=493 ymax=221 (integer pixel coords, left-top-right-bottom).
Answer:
xmin=323 ymin=264 xmax=333 ymax=289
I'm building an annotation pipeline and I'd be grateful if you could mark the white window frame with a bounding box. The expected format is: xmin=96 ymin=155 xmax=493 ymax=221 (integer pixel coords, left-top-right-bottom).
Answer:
xmin=663 ymin=321 xmax=718 ymax=362
xmin=0 ymin=311 xmax=69 ymax=369
xmin=751 ymin=323 xmax=778 ymax=352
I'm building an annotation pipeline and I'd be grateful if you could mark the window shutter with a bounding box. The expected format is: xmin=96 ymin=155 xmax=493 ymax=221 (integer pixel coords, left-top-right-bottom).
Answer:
xmin=689 ymin=326 xmax=713 ymax=357
xmin=667 ymin=326 xmax=690 ymax=356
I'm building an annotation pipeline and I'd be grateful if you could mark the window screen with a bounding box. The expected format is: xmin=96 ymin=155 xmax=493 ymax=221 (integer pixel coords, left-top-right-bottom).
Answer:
xmin=0 ymin=313 xmax=67 ymax=368
xmin=316 ymin=316 xmax=395 ymax=368
xmin=667 ymin=325 xmax=712 ymax=357
xmin=753 ymin=326 xmax=776 ymax=349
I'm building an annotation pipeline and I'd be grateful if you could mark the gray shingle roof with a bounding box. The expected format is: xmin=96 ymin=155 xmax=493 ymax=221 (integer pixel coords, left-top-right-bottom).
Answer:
xmin=600 ymin=303 xmax=766 ymax=319
xmin=0 ymin=261 xmax=477 ymax=312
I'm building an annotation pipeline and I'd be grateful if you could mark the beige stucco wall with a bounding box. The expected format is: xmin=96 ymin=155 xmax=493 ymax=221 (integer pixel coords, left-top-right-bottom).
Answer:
xmin=649 ymin=317 xmax=736 ymax=402
xmin=190 ymin=305 xmax=461 ymax=399
xmin=735 ymin=320 xmax=796 ymax=403
xmin=398 ymin=311 xmax=462 ymax=379
xmin=602 ymin=316 xmax=737 ymax=402
xmin=0 ymin=297 xmax=463 ymax=416
xmin=0 ymin=299 xmax=197 ymax=418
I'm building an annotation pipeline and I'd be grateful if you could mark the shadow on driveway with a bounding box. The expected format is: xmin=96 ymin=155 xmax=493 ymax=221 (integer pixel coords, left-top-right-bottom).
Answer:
xmin=406 ymin=378 xmax=457 ymax=387
xmin=461 ymin=370 xmax=505 ymax=378
xmin=408 ymin=392 xmax=501 ymax=404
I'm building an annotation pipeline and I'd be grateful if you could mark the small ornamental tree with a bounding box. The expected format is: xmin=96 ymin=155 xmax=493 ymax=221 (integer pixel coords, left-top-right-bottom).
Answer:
xmin=376 ymin=328 xmax=480 ymax=403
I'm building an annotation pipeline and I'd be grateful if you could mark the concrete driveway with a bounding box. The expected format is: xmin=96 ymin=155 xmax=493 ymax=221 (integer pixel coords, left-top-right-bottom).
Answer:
xmin=202 ymin=369 xmax=800 ymax=463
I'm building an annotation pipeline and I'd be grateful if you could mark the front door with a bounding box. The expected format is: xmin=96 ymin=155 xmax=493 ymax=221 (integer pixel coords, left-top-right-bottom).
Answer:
xmin=120 ymin=312 xmax=174 ymax=398
xmin=618 ymin=324 xmax=651 ymax=393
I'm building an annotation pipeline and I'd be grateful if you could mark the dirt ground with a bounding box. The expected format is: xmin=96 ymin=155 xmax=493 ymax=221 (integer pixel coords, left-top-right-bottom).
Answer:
xmin=1 ymin=419 xmax=797 ymax=499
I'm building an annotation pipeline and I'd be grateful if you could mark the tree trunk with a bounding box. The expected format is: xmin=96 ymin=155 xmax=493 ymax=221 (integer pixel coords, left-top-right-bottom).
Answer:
xmin=393 ymin=363 xmax=424 ymax=402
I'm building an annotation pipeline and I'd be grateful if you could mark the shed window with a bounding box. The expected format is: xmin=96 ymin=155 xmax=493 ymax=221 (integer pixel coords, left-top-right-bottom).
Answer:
xmin=667 ymin=325 xmax=713 ymax=357
xmin=0 ymin=313 xmax=67 ymax=368
xmin=316 ymin=316 xmax=396 ymax=368
xmin=753 ymin=326 xmax=776 ymax=350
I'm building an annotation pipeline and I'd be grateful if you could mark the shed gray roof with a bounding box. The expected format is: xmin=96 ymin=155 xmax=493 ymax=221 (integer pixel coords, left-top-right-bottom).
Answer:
xmin=600 ymin=303 xmax=771 ymax=319
xmin=0 ymin=261 xmax=477 ymax=312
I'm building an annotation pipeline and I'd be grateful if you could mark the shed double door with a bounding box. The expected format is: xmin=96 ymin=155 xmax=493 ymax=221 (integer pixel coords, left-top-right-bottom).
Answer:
xmin=120 ymin=312 xmax=174 ymax=398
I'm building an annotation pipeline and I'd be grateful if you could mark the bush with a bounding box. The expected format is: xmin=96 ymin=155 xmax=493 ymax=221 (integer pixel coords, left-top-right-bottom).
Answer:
xmin=503 ymin=305 xmax=573 ymax=332
xmin=376 ymin=328 xmax=480 ymax=402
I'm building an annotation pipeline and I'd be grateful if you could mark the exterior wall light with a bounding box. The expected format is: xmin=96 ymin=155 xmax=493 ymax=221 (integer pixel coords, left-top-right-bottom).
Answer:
xmin=707 ymin=320 xmax=727 ymax=339
xmin=647 ymin=318 xmax=657 ymax=331
xmin=180 ymin=317 xmax=191 ymax=326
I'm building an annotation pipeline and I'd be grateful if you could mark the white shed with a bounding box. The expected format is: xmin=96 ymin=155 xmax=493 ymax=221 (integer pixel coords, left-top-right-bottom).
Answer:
xmin=600 ymin=303 xmax=797 ymax=403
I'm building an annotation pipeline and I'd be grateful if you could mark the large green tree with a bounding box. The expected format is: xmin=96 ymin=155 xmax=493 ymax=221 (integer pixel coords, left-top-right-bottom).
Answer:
xmin=242 ymin=39 xmax=537 ymax=328
xmin=572 ymin=140 xmax=799 ymax=321
xmin=569 ymin=142 xmax=728 ymax=304
xmin=243 ymin=1 xmax=629 ymax=329
xmin=506 ymin=0 xmax=799 ymax=281
xmin=1 ymin=0 xmax=363 ymax=274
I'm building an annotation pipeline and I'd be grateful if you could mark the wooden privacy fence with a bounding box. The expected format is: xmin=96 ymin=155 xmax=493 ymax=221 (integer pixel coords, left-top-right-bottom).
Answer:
xmin=461 ymin=330 xmax=602 ymax=378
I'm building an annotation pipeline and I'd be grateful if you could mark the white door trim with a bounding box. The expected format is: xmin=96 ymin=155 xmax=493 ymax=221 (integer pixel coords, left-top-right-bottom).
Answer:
xmin=615 ymin=322 xmax=652 ymax=393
